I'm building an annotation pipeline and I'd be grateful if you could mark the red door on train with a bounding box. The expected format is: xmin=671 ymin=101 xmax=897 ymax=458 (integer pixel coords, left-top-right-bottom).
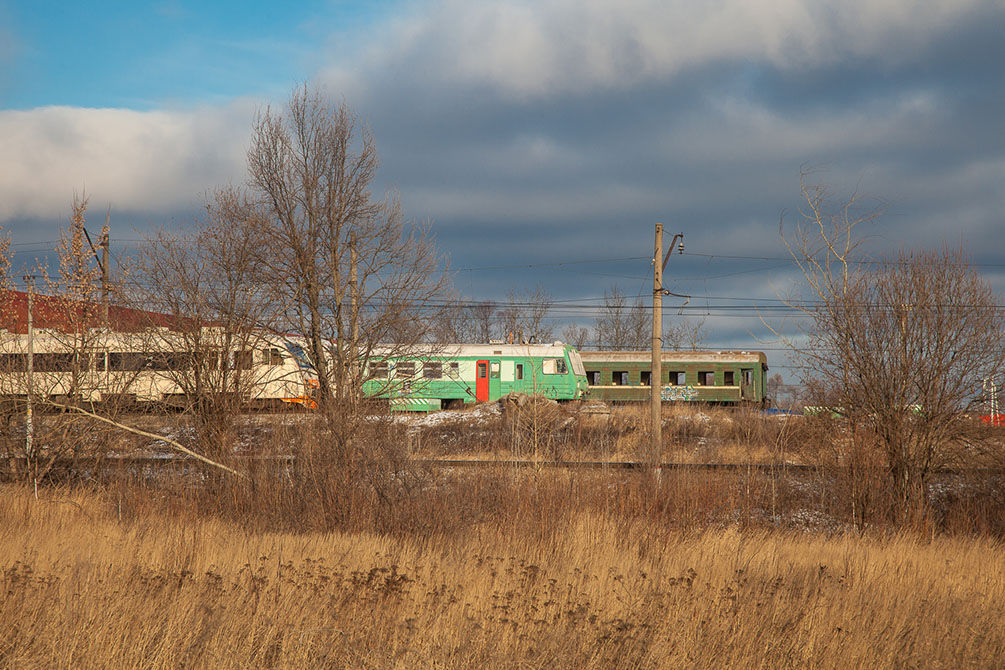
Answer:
xmin=475 ymin=360 xmax=489 ymax=402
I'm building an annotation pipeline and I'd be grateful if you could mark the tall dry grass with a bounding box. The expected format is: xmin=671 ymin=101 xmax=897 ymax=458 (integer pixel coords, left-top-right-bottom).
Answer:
xmin=411 ymin=402 xmax=828 ymax=465
xmin=2 ymin=484 xmax=1003 ymax=669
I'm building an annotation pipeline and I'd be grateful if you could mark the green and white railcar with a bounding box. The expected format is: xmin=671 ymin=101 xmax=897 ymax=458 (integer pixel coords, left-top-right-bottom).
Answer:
xmin=363 ymin=342 xmax=589 ymax=411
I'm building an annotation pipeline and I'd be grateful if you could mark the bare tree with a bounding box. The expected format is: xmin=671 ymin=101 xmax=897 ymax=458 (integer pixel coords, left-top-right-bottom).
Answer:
xmin=2 ymin=197 xmax=136 ymax=482
xmin=663 ymin=317 xmax=706 ymax=350
xmin=470 ymin=300 xmax=498 ymax=343
xmin=781 ymin=172 xmax=1005 ymax=518
xmin=246 ymin=85 xmax=451 ymax=447
xmin=498 ymin=286 xmax=554 ymax=343
xmin=561 ymin=323 xmax=591 ymax=349
xmin=39 ymin=195 xmax=105 ymax=402
xmin=766 ymin=373 xmax=784 ymax=406
xmin=595 ymin=285 xmax=647 ymax=349
xmin=428 ymin=296 xmax=495 ymax=343
xmin=127 ymin=187 xmax=281 ymax=455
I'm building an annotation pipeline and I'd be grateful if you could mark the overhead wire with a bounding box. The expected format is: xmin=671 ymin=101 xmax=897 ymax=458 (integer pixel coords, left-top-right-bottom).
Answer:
xmin=14 ymin=241 xmax=1005 ymax=329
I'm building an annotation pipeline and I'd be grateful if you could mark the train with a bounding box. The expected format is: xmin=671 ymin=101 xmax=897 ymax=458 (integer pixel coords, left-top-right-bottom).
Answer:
xmin=362 ymin=342 xmax=589 ymax=411
xmin=0 ymin=328 xmax=310 ymax=409
xmin=0 ymin=329 xmax=592 ymax=412
xmin=0 ymin=323 xmax=767 ymax=411
xmin=579 ymin=350 xmax=769 ymax=404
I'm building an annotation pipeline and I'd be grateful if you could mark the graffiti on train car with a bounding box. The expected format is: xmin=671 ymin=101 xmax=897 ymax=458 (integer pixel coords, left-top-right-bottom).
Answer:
xmin=661 ymin=384 xmax=698 ymax=402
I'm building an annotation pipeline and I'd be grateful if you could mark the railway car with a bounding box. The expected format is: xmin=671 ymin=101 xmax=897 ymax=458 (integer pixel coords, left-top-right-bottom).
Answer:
xmin=0 ymin=328 xmax=310 ymax=409
xmin=579 ymin=350 xmax=768 ymax=404
xmin=362 ymin=342 xmax=589 ymax=411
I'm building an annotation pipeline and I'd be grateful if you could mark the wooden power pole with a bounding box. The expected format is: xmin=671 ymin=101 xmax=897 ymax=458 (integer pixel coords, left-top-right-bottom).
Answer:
xmin=24 ymin=275 xmax=34 ymax=466
xmin=101 ymin=228 xmax=110 ymax=327
xmin=651 ymin=226 xmax=685 ymax=462
xmin=651 ymin=224 xmax=663 ymax=461
xmin=349 ymin=231 xmax=359 ymax=408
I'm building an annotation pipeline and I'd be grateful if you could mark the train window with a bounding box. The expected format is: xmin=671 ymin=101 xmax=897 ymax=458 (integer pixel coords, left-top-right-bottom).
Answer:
xmin=641 ymin=370 xmax=651 ymax=386
xmin=477 ymin=362 xmax=487 ymax=378
xmin=147 ymin=352 xmax=196 ymax=371
xmin=396 ymin=361 xmax=416 ymax=378
xmin=0 ymin=354 xmax=27 ymax=372
xmin=372 ymin=361 xmax=389 ymax=379
xmin=724 ymin=371 xmax=735 ymax=386
xmin=148 ymin=354 xmax=170 ymax=371
xmin=668 ymin=371 xmax=685 ymax=385
xmin=612 ymin=371 xmax=628 ymax=386
xmin=516 ymin=364 xmax=524 ymax=381
xmin=449 ymin=362 xmax=459 ymax=377
xmin=586 ymin=371 xmax=600 ymax=385
xmin=543 ymin=358 xmax=567 ymax=375
xmin=109 ymin=353 xmax=146 ymax=371
xmin=262 ymin=348 xmax=284 ymax=366
xmin=231 ymin=351 xmax=253 ymax=370
xmin=175 ymin=353 xmax=196 ymax=370
xmin=490 ymin=361 xmax=500 ymax=378
xmin=34 ymin=353 xmax=74 ymax=372
xmin=698 ymin=371 xmax=715 ymax=386
xmin=423 ymin=362 xmax=443 ymax=379
xmin=147 ymin=353 xmax=172 ymax=371
xmin=742 ymin=369 xmax=753 ymax=385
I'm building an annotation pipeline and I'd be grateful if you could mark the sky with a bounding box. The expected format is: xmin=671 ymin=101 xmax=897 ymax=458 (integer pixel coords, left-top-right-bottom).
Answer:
xmin=1 ymin=0 xmax=1004 ymax=374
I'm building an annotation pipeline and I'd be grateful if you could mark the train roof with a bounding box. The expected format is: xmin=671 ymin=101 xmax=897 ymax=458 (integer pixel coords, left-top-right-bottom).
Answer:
xmin=0 ymin=290 xmax=187 ymax=334
xmin=579 ymin=350 xmax=768 ymax=365
xmin=371 ymin=342 xmax=574 ymax=358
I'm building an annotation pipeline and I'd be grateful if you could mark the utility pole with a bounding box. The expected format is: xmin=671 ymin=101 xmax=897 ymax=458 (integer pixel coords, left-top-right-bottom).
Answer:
xmin=24 ymin=275 xmax=35 ymax=469
xmin=651 ymin=226 xmax=685 ymax=461
xmin=349 ymin=231 xmax=359 ymax=408
xmin=101 ymin=226 xmax=110 ymax=327
xmin=81 ymin=214 xmax=111 ymax=327
xmin=651 ymin=225 xmax=663 ymax=461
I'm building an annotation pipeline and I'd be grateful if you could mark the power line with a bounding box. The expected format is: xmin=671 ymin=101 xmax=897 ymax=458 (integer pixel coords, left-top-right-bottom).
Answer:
xmin=456 ymin=255 xmax=649 ymax=272
xmin=683 ymin=251 xmax=1005 ymax=269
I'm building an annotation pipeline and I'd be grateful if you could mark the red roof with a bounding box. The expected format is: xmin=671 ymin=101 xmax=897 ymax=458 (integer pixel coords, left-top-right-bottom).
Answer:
xmin=0 ymin=290 xmax=185 ymax=334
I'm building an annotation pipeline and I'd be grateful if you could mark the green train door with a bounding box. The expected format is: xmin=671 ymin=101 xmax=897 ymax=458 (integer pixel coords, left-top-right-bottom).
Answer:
xmin=740 ymin=368 xmax=753 ymax=401
xmin=489 ymin=360 xmax=501 ymax=399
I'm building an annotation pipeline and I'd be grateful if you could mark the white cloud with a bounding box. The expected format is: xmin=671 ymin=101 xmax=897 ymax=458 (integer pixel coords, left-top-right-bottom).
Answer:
xmin=335 ymin=0 xmax=994 ymax=99
xmin=0 ymin=102 xmax=254 ymax=221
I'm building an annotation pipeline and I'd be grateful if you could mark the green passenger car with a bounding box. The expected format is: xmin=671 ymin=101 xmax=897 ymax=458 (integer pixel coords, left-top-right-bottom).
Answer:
xmin=363 ymin=343 xmax=589 ymax=411
xmin=579 ymin=350 xmax=768 ymax=404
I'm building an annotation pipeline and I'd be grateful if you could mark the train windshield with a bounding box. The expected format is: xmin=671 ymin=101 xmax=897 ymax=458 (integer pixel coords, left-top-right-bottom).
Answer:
xmin=283 ymin=342 xmax=314 ymax=372
xmin=568 ymin=350 xmax=586 ymax=377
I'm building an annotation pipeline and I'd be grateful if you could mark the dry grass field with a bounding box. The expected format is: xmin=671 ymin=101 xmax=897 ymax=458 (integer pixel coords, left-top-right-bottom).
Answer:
xmin=407 ymin=402 xmax=841 ymax=465
xmin=3 ymin=482 xmax=1005 ymax=669
xmin=3 ymin=404 xmax=1005 ymax=667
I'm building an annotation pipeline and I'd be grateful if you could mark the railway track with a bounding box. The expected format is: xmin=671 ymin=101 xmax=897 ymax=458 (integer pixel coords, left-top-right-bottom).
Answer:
xmin=3 ymin=455 xmax=1001 ymax=478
